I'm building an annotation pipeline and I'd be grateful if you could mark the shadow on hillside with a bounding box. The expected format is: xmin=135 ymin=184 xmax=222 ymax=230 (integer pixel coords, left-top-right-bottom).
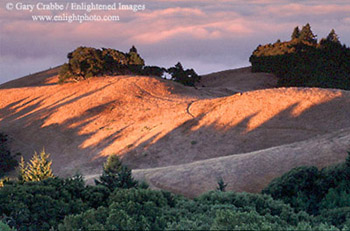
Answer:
xmin=0 ymin=83 xmax=121 ymax=176
xmin=0 ymin=66 xmax=61 ymax=89
xmin=121 ymin=94 xmax=350 ymax=169
xmin=0 ymin=85 xmax=349 ymax=177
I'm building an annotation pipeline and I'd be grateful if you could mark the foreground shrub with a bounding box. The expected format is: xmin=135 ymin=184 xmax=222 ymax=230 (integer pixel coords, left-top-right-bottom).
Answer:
xmin=211 ymin=210 xmax=285 ymax=230
xmin=317 ymin=207 xmax=350 ymax=229
xmin=262 ymin=166 xmax=321 ymax=214
xmin=59 ymin=189 xmax=317 ymax=230
xmin=196 ymin=191 xmax=310 ymax=226
xmin=58 ymin=188 xmax=171 ymax=230
xmin=0 ymin=177 xmax=88 ymax=230
xmin=0 ymin=221 xmax=16 ymax=231
xmin=18 ymin=149 xmax=54 ymax=182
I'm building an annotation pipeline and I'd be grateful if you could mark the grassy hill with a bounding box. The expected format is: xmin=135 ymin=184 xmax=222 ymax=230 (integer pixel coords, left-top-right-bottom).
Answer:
xmin=0 ymin=67 xmax=349 ymax=196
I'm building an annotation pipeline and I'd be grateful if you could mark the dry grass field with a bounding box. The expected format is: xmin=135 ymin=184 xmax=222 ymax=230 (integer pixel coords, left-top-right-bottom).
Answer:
xmin=1 ymin=66 xmax=349 ymax=196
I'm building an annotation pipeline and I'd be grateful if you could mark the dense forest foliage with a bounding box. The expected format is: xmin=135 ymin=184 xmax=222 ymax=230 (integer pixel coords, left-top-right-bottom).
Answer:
xmin=1 ymin=149 xmax=350 ymax=230
xmin=59 ymin=46 xmax=200 ymax=86
xmin=263 ymin=153 xmax=350 ymax=228
xmin=250 ymin=24 xmax=350 ymax=90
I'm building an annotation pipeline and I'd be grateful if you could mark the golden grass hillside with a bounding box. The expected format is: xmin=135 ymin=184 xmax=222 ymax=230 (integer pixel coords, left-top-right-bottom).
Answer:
xmin=1 ymin=66 xmax=349 ymax=196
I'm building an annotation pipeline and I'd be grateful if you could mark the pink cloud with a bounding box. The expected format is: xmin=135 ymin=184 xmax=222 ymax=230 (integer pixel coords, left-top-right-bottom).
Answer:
xmin=146 ymin=7 xmax=205 ymax=17
xmin=1 ymin=0 xmax=350 ymax=82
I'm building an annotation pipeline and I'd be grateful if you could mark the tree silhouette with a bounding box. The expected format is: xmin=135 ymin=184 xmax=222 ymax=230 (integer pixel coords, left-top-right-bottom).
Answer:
xmin=326 ymin=29 xmax=340 ymax=44
xmin=129 ymin=45 xmax=138 ymax=53
xmin=216 ymin=178 xmax=227 ymax=192
xmin=291 ymin=26 xmax=300 ymax=40
xmin=127 ymin=46 xmax=145 ymax=66
xmin=167 ymin=62 xmax=201 ymax=87
xmin=299 ymin=23 xmax=317 ymax=44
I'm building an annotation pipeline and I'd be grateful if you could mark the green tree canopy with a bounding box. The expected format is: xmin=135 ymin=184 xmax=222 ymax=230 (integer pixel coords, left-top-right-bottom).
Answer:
xmin=95 ymin=155 xmax=138 ymax=191
xmin=68 ymin=47 xmax=104 ymax=79
xmin=0 ymin=221 xmax=15 ymax=231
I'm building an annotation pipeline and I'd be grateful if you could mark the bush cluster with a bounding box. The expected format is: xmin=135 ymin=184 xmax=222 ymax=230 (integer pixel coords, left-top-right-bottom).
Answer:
xmin=58 ymin=46 xmax=145 ymax=83
xmin=250 ymin=24 xmax=350 ymax=90
xmin=168 ymin=62 xmax=200 ymax=87
xmin=59 ymin=46 xmax=201 ymax=87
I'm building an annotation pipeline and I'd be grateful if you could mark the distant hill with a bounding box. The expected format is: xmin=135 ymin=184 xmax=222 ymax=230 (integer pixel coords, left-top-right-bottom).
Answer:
xmin=0 ymin=66 xmax=349 ymax=196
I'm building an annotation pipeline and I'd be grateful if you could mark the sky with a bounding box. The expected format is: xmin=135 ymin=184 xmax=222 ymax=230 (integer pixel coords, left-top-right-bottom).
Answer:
xmin=1 ymin=0 xmax=350 ymax=84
